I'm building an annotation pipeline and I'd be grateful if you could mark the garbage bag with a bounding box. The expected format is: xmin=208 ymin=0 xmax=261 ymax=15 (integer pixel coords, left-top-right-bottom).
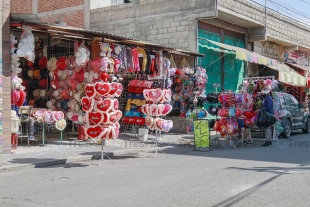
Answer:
xmin=257 ymin=110 xmax=277 ymax=127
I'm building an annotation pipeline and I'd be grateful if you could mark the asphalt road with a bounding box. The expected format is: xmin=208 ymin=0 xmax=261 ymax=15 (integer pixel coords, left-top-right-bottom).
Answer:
xmin=1 ymin=131 xmax=310 ymax=207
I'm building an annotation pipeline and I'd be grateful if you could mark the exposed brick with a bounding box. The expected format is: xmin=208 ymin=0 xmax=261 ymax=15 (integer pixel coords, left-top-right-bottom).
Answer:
xmin=11 ymin=0 xmax=33 ymax=13
xmin=38 ymin=0 xmax=84 ymax=13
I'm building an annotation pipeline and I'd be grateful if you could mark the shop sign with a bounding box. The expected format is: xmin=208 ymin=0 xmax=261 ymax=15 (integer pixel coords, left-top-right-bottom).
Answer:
xmin=194 ymin=120 xmax=210 ymax=150
xmin=284 ymin=50 xmax=310 ymax=67
xmin=254 ymin=41 xmax=284 ymax=61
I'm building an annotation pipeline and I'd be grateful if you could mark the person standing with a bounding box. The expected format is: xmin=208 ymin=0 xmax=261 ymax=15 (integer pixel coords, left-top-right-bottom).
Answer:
xmin=260 ymin=89 xmax=274 ymax=146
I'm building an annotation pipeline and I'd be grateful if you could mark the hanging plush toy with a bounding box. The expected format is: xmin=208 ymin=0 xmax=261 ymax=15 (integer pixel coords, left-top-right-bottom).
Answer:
xmin=16 ymin=26 xmax=35 ymax=62
xmin=75 ymin=42 xmax=90 ymax=66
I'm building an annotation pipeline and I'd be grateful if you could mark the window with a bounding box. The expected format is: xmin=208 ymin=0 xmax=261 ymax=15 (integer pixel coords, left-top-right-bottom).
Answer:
xmin=290 ymin=95 xmax=299 ymax=107
xmin=283 ymin=94 xmax=294 ymax=106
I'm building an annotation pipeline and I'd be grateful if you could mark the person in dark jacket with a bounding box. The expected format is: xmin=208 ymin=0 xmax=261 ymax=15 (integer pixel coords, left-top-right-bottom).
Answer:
xmin=260 ymin=89 xmax=274 ymax=146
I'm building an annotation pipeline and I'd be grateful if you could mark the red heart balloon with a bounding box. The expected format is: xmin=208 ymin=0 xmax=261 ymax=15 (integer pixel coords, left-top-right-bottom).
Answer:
xmin=85 ymin=84 xmax=96 ymax=98
xmin=108 ymin=82 xmax=118 ymax=97
xmin=85 ymin=125 xmax=103 ymax=139
xmin=81 ymin=97 xmax=92 ymax=112
xmin=87 ymin=112 xmax=103 ymax=125
xmin=148 ymin=89 xmax=163 ymax=102
xmin=95 ymin=82 xmax=111 ymax=96
xmin=115 ymin=83 xmax=123 ymax=97
xmin=111 ymin=99 xmax=119 ymax=112
xmin=96 ymin=99 xmax=112 ymax=112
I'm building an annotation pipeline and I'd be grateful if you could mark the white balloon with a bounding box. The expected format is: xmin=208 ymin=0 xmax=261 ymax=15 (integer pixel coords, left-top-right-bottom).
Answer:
xmin=84 ymin=72 xmax=90 ymax=79
xmin=78 ymin=115 xmax=84 ymax=123
xmin=49 ymin=71 xmax=54 ymax=77
xmin=75 ymin=51 xmax=82 ymax=58
xmin=16 ymin=49 xmax=25 ymax=57
xmin=53 ymin=90 xmax=60 ymax=97
xmin=93 ymin=72 xmax=99 ymax=79
xmin=66 ymin=112 xmax=73 ymax=119
xmin=46 ymin=101 xmax=52 ymax=109
xmin=57 ymin=70 xmax=63 ymax=77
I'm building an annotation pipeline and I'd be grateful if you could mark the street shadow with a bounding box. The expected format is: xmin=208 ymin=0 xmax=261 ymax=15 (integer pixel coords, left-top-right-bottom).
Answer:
xmin=211 ymin=165 xmax=310 ymax=207
xmin=7 ymin=158 xmax=89 ymax=168
xmin=158 ymin=131 xmax=310 ymax=165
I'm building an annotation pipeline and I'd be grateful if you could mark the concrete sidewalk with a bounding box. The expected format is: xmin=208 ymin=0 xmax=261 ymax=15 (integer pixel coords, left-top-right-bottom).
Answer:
xmin=0 ymin=132 xmax=202 ymax=173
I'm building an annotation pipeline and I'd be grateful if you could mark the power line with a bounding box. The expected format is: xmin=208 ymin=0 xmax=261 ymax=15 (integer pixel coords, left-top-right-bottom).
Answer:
xmin=301 ymin=0 xmax=310 ymax=6
xmin=268 ymin=0 xmax=310 ymax=21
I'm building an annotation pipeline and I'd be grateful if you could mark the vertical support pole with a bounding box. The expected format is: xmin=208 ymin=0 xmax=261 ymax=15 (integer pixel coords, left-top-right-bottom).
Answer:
xmin=1 ymin=0 xmax=11 ymax=154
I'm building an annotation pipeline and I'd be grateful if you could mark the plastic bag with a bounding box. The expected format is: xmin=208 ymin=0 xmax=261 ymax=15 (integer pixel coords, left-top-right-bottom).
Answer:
xmin=75 ymin=42 xmax=90 ymax=66
xmin=17 ymin=26 xmax=35 ymax=62
xmin=257 ymin=110 xmax=277 ymax=127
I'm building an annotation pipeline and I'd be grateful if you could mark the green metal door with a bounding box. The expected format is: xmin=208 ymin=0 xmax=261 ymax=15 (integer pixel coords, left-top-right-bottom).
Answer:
xmin=198 ymin=29 xmax=222 ymax=94
xmin=223 ymin=36 xmax=245 ymax=92
xmin=198 ymin=29 xmax=245 ymax=93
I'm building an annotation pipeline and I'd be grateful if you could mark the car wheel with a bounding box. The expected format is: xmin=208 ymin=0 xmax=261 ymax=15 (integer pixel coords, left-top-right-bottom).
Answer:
xmin=302 ymin=117 xmax=310 ymax=134
xmin=281 ymin=119 xmax=291 ymax=138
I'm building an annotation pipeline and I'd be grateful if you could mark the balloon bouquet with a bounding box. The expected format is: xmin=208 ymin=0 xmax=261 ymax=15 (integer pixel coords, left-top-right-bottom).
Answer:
xmin=11 ymin=29 xmax=30 ymax=107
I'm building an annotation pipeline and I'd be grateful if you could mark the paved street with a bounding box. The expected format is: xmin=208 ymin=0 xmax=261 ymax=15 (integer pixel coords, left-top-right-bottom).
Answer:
xmin=1 ymin=131 xmax=310 ymax=207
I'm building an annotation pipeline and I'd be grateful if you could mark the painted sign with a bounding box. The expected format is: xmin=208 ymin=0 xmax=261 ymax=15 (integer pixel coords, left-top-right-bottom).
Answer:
xmin=284 ymin=50 xmax=310 ymax=67
xmin=194 ymin=120 xmax=210 ymax=150
xmin=254 ymin=41 xmax=284 ymax=61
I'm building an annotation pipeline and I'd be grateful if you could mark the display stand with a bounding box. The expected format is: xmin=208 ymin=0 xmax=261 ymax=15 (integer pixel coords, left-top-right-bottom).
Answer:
xmin=91 ymin=139 xmax=111 ymax=165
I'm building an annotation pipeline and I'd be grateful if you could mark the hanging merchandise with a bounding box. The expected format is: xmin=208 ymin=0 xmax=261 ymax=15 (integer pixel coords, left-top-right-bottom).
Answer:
xmin=11 ymin=35 xmax=26 ymax=107
xmin=16 ymin=26 xmax=35 ymax=62
xmin=82 ymin=82 xmax=123 ymax=139
xmin=141 ymin=88 xmax=173 ymax=132
xmin=75 ymin=41 xmax=90 ymax=66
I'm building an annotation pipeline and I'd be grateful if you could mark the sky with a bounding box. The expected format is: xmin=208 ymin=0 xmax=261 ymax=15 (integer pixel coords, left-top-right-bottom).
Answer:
xmin=250 ymin=0 xmax=310 ymax=26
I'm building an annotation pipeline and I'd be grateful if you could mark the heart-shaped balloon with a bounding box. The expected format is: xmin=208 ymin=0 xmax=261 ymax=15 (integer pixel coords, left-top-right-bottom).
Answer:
xmin=162 ymin=104 xmax=172 ymax=116
xmin=87 ymin=111 xmax=103 ymax=125
xmin=81 ymin=97 xmax=93 ymax=112
xmin=115 ymin=83 xmax=123 ymax=97
xmin=145 ymin=116 xmax=155 ymax=130
xmin=96 ymin=99 xmax=112 ymax=112
xmin=95 ymin=82 xmax=111 ymax=96
xmin=157 ymin=104 xmax=165 ymax=116
xmin=44 ymin=111 xmax=54 ymax=124
xmin=111 ymin=99 xmax=119 ymax=112
xmin=161 ymin=120 xmax=173 ymax=132
xmin=84 ymin=125 xmax=103 ymax=139
xmin=108 ymin=82 xmax=118 ymax=97
xmin=115 ymin=110 xmax=122 ymax=121
xmin=85 ymin=84 xmax=96 ymax=98
xmin=52 ymin=111 xmax=64 ymax=122
xmin=143 ymin=89 xmax=150 ymax=101
xmin=150 ymin=104 xmax=157 ymax=116
xmin=141 ymin=104 xmax=147 ymax=115
xmin=148 ymin=89 xmax=163 ymax=103
xmin=163 ymin=89 xmax=172 ymax=102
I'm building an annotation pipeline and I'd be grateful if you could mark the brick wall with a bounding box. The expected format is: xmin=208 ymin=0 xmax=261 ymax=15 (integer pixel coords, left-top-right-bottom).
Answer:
xmin=10 ymin=0 xmax=85 ymax=28
xmin=38 ymin=0 xmax=84 ymax=13
xmin=91 ymin=0 xmax=217 ymax=52
xmin=39 ymin=10 xmax=84 ymax=28
xmin=11 ymin=0 xmax=33 ymax=13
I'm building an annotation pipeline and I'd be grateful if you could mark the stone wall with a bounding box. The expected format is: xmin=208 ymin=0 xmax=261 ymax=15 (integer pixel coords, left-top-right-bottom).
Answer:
xmin=90 ymin=0 xmax=310 ymax=51
xmin=91 ymin=0 xmax=217 ymax=52
xmin=218 ymin=0 xmax=310 ymax=48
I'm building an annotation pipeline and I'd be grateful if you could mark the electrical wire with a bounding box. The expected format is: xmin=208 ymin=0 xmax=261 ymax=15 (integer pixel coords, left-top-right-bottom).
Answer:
xmin=268 ymin=0 xmax=310 ymax=21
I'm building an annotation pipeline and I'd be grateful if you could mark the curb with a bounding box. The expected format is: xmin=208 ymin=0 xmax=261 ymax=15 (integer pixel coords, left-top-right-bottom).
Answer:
xmin=0 ymin=146 xmax=171 ymax=173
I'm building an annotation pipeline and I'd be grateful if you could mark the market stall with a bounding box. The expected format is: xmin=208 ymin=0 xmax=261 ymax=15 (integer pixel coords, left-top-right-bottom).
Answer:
xmin=9 ymin=15 xmax=204 ymax=148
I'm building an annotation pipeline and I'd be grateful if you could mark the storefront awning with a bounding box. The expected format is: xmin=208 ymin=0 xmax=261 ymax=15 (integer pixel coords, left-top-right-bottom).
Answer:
xmin=268 ymin=63 xmax=307 ymax=87
xmin=200 ymin=40 xmax=278 ymax=66
xmin=199 ymin=39 xmax=307 ymax=87
xmin=285 ymin=62 xmax=310 ymax=72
